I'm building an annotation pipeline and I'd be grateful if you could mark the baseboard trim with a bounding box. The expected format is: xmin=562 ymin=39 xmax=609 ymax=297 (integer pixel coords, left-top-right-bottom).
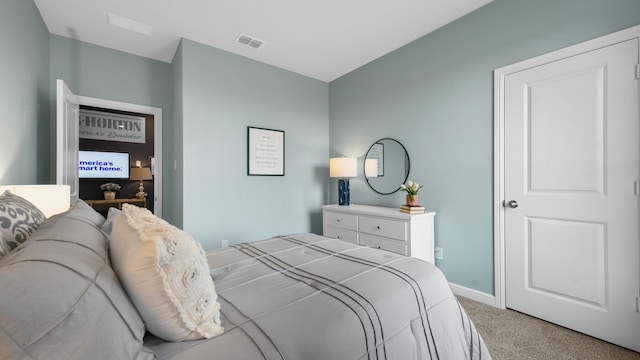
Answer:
xmin=449 ymin=282 xmax=498 ymax=307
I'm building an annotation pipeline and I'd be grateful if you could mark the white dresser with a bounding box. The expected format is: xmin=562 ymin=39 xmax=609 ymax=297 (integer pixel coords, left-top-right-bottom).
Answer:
xmin=322 ymin=204 xmax=435 ymax=263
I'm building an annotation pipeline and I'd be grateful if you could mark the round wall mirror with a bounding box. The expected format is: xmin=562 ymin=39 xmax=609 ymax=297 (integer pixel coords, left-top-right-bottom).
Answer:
xmin=364 ymin=138 xmax=410 ymax=195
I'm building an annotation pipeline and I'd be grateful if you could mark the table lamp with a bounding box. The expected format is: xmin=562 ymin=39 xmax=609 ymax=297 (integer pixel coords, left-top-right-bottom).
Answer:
xmin=329 ymin=157 xmax=357 ymax=205
xmin=130 ymin=167 xmax=153 ymax=199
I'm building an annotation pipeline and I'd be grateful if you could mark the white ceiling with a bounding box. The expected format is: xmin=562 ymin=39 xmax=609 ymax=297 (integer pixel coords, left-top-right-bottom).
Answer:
xmin=34 ymin=0 xmax=492 ymax=82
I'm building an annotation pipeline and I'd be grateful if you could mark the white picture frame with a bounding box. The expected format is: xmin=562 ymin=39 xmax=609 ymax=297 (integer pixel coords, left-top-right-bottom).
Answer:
xmin=247 ymin=127 xmax=285 ymax=176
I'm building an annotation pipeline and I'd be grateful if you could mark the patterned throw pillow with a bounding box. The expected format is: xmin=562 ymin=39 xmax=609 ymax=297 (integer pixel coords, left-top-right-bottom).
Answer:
xmin=0 ymin=190 xmax=46 ymax=258
xmin=110 ymin=204 xmax=224 ymax=341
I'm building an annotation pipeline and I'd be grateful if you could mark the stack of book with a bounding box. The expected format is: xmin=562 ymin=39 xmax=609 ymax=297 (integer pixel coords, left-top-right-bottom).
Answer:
xmin=400 ymin=204 xmax=425 ymax=214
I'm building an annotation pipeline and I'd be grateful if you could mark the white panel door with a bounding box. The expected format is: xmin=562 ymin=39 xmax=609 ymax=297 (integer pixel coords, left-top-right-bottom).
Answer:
xmin=504 ymin=39 xmax=640 ymax=351
xmin=56 ymin=79 xmax=79 ymax=203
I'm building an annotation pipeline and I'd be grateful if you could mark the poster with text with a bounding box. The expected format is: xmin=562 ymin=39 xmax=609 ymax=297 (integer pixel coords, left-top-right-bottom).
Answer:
xmin=247 ymin=127 xmax=285 ymax=176
xmin=79 ymin=109 xmax=146 ymax=144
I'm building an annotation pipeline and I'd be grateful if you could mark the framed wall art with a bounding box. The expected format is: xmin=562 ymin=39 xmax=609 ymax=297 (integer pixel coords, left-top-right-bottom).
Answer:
xmin=247 ymin=126 xmax=285 ymax=176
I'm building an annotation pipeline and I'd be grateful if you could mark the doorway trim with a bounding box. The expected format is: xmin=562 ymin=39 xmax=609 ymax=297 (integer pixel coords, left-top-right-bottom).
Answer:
xmin=493 ymin=24 xmax=640 ymax=310
xmin=77 ymin=95 xmax=163 ymax=217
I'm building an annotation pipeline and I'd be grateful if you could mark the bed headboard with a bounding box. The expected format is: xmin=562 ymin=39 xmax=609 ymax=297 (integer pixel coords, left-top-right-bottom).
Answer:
xmin=0 ymin=185 xmax=70 ymax=218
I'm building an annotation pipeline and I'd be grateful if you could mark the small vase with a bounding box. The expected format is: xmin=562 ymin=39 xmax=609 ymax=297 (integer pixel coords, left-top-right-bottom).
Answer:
xmin=406 ymin=194 xmax=419 ymax=207
xmin=104 ymin=191 xmax=116 ymax=200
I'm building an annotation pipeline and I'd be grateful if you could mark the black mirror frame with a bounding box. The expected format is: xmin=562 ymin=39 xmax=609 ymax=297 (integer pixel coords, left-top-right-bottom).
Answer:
xmin=364 ymin=137 xmax=410 ymax=195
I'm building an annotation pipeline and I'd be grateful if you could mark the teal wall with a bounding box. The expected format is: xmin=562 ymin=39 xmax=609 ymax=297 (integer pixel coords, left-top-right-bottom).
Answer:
xmin=0 ymin=0 xmax=50 ymax=184
xmin=329 ymin=0 xmax=640 ymax=294
xmin=177 ymin=39 xmax=329 ymax=249
xmin=2 ymin=0 xmax=639 ymax=296
xmin=48 ymin=35 xmax=178 ymax=223
xmin=0 ymin=5 xmax=329 ymax=241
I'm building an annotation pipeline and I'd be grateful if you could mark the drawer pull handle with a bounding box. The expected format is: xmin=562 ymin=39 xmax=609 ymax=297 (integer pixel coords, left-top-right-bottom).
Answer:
xmin=377 ymin=246 xmax=381 ymax=249
xmin=336 ymin=219 xmax=340 ymax=223
xmin=376 ymin=226 xmax=381 ymax=230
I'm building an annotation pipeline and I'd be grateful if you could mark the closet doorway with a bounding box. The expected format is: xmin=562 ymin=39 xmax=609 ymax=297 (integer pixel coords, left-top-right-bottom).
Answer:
xmin=56 ymin=79 xmax=163 ymax=217
xmin=78 ymin=96 xmax=162 ymax=217
xmin=78 ymin=106 xmax=155 ymax=215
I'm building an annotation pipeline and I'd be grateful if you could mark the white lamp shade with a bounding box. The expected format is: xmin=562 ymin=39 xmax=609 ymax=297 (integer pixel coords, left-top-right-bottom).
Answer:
xmin=0 ymin=185 xmax=70 ymax=218
xmin=329 ymin=157 xmax=357 ymax=178
xmin=364 ymin=159 xmax=378 ymax=178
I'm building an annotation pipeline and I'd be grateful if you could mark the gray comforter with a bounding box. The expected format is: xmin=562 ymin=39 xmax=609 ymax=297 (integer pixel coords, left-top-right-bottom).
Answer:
xmin=145 ymin=233 xmax=491 ymax=359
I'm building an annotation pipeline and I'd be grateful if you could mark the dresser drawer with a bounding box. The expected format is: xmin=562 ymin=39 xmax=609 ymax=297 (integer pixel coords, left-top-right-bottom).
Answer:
xmin=323 ymin=226 xmax=358 ymax=244
xmin=323 ymin=211 xmax=358 ymax=231
xmin=322 ymin=204 xmax=435 ymax=264
xmin=360 ymin=234 xmax=407 ymax=255
xmin=358 ymin=216 xmax=407 ymax=241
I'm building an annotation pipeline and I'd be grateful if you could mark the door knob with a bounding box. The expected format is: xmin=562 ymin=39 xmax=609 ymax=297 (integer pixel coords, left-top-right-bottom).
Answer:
xmin=504 ymin=200 xmax=518 ymax=208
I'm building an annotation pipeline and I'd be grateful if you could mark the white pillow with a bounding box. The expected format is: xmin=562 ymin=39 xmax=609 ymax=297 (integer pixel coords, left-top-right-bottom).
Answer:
xmin=109 ymin=204 xmax=224 ymax=341
xmin=101 ymin=207 xmax=121 ymax=235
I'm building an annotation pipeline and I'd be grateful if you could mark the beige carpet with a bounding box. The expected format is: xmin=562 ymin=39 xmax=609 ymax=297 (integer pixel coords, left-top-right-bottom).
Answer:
xmin=458 ymin=296 xmax=640 ymax=360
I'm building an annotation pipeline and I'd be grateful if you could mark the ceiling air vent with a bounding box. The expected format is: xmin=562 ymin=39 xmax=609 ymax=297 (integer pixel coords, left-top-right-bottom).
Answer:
xmin=108 ymin=13 xmax=153 ymax=36
xmin=236 ymin=33 xmax=265 ymax=49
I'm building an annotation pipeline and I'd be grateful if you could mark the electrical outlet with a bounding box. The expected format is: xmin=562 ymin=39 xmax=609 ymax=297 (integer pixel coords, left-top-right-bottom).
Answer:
xmin=434 ymin=247 xmax=443 ymax=260
xmin=221 ymin=239 xmax=229 ymax=248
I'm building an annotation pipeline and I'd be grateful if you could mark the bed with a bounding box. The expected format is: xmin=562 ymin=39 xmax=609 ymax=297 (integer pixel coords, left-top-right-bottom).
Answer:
xmin=0 ymin=188 xmax=491 ymax=360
